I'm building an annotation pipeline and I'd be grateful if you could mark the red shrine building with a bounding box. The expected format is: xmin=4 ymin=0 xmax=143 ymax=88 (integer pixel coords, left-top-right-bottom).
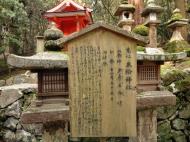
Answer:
xmin=43 ymin=0 xmax=93 ymax=35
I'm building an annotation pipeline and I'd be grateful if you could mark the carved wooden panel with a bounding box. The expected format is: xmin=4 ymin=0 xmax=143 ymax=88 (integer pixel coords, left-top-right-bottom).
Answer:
xmin=38 ymin=69 xmax=68 ymax=97
xmin=68 ymin=30 xmax=137 ymax=137
xmin=137 ymin=64 xmax=160 ymax=85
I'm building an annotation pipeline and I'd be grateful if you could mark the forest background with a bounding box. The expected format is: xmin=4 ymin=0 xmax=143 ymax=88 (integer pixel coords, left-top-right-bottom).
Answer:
xmin=0 ymin=0 xmax=189 ymax=57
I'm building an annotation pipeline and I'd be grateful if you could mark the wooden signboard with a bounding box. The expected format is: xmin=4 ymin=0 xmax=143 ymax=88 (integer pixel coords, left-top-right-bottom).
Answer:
xmin=68 ymin=29 xmax=137 ymax=138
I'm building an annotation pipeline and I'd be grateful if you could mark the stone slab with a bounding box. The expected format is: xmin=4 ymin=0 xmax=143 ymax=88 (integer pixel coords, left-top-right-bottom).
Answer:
xmin=21 ymin=103 xmax=69 ymax=124
xmin=137 ymin=91 xmax=176 ymax=110
xmin=0 ymin=84 xmax=37 ymax=108
xmin=0 ymin=89 xmax=23 ymax=108
xmin=21 ymin=91 xmax=175 ymax=124
xmin=137 ymin=52 xmax=187 ymax=61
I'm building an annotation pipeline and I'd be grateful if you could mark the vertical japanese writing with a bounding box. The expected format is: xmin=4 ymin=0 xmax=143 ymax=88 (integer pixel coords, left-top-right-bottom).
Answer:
xmin=125 ymin=47 xmax=133 ymax=91
xmin=71 ymin=45 xmax=102 ymax=136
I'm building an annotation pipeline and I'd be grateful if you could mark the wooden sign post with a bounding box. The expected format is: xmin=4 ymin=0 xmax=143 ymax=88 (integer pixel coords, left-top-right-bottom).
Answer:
xmin=68 ymin=28 xmax=137 ymax=138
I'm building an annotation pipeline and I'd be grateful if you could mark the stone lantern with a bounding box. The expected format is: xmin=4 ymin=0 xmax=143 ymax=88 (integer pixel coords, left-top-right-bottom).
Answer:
xmin=114 ymin=0 xmax=135 ymax=32
xmin=141 ymin=0 xmax=163 ymax=48
xmin=8 ymin=24 xmax=70 ymax=141
xmin=167 ymin=9 xmax=188 ymax=42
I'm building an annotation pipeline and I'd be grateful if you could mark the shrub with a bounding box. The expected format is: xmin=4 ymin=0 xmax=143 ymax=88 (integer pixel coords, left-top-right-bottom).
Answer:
xmin=132 ymin=25 xmax=149 ymax=36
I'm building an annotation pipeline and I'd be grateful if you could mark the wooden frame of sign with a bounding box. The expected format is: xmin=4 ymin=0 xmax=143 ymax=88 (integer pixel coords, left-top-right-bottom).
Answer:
xmin=67 ymin=27 xmax=138 ymax=138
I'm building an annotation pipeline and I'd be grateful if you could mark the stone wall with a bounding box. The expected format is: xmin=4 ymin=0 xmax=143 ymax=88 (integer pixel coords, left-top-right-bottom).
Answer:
xmin=0 ymin=86 xmax=42 ymax=142
xmin=158 ymin=68 xmax=190 ymax=142
xmin=1 ymin=69 xmax=190 ymax=142
xmin=0 ymin=72 xmax=40 ymax=142
xmin=0 ymin=71 xmax=37 ymax=87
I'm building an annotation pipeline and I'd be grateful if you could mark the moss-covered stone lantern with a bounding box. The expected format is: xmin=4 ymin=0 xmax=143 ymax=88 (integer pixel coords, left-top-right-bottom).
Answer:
xmin=167 ymin=9 xmax=188 ymax=42
xmin=7 ymin=23 xmax=69 ymax=141
xmin=141 ymin=0 xmax=163 ymax=48
xmin=114 ymin=0 xmax=135 ymax=32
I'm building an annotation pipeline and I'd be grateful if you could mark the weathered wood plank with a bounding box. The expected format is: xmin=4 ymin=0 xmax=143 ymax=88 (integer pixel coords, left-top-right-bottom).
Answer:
xmin=68 ymin=29 xmax=137 ymax=137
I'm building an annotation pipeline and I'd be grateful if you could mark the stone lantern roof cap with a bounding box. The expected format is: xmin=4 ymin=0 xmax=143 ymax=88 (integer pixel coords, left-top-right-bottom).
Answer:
xmin=167 ymin=20 xmax=188 ymax=29
xmin=7 ymin=52 xmax=68 ymax=70
xmin=114 ymin=1 xmax=135 ymax=16
xmin=141 ymin=0 xmax=163 ymax=17
xmin=166 ymin=9 xmax=188 ymax=27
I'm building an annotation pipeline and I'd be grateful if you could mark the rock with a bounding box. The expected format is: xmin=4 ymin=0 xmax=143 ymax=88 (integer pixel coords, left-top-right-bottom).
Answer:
xmin=3 ymin=130 xmax=16 ymax=142
xmin=17 ymin=123 xmax=22 ymax=130
xmin=6 ymin=77 xmax=14 ymax=86
xmin=22 ymin=124 xmax=43 ymax=136
xmin=0 ymin=83 xmax=37 ymax=93
xmin=157 ymin=106 xmax=177 ymax=120
xmin=0 ymin=80 xmax=5 ymax=87
xmin=4 ymin=117 xmax=19 ymax=130
xmin=5 ymin=101 xmax=21 ymax=118
xmin=172 ymin=119 xmax=187 ymax=130
xmin=171 ymin=130 xmax=186 ymax=142
xmin=16 ymin=130 xmax=32 ymax=142
xmin=169 ymin=83 xmax=179 ymax=93
xmin=0 ymin=89 xmax=23 ymax=108
xmin=28 ymin=73 xmax=37 ymax=84
xmin=13 ymin=74 xmax=37 ymax=85
xmin=179 ymin=104 xmax=190 ymax=119
xmin=157 ymin=120 xmax=172 ymax=141
xmin=22 ymin=88 xmax=37 ymax=94
xmin=183 ymin=68 xmax=190 ymax=75
xmin=162 ymin=69 xmax=187 ymax=86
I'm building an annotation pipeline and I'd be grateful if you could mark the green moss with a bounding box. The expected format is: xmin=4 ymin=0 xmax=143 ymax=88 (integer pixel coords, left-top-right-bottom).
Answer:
xmin=164 ymin=40 xmax=190 ymax=53
xmin=175 ymin=76 xmax=190 ymax=92
xmin=137 ymin=46 xmax=145 ymax=52
xmin=170 ymin=13 xmax=183 ymax=22
xmin=161 ymin=69 xmax=188 ymax=86
xmin=132 ymin=25 xmax=149 ymax=36
xmin=166 ymin=10 xmax=184 ymax=25
xmin=157 ymin=121 xmax=172 ymax=141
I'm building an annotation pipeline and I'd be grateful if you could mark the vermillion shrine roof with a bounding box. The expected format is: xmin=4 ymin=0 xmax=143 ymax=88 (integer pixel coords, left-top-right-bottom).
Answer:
xmin=43 ymin=0 xmax=93 ymax=35
xmin=45 ymin=0 xmax=93 ymax=13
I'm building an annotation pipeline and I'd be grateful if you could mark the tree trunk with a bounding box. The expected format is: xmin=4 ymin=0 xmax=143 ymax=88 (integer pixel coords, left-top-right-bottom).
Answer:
xmin=130 ymin=0 xmax=144 ymax=25
xmin=174 ymin=0 xmax=188 ymax=40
